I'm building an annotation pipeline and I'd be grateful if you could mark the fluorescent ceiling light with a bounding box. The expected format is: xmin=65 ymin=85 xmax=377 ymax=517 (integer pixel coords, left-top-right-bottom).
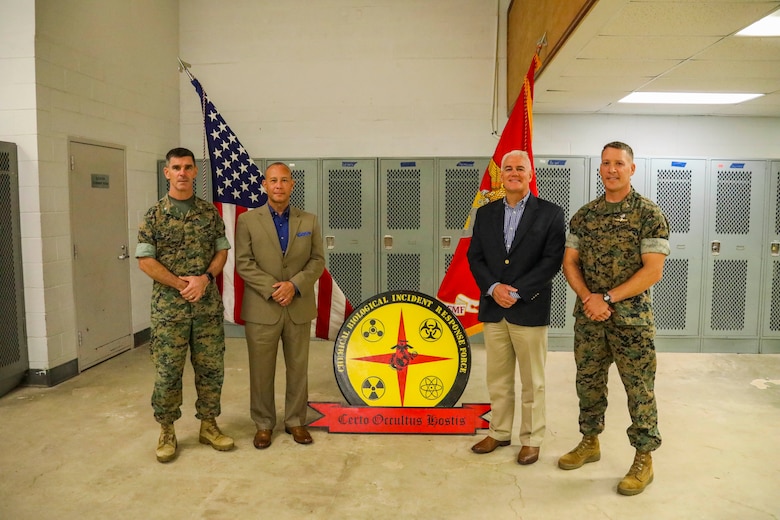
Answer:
xmin=619 ymin=92 xmax=764 ymax=104
xmin=736 ymin=10 xmax=780 ymax=36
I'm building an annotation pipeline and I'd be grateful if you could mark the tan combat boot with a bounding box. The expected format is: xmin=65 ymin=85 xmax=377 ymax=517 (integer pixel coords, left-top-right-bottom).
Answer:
xmin=558 ymin=435 xmax=600 ymax=470
xmin=156 ymin=423 xmax=177 ymax=463
xmin=199 ymin=418 xmax=234 ymax=451
xmin=618 ymin=450 xmax=654 ymax=496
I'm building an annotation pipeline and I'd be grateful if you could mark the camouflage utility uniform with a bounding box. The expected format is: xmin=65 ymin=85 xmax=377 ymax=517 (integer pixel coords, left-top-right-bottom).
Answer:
xmin=567 ymin=188 xmax=670 ymax=452
xmin=136 ymin=195 xmax=230 ymax=425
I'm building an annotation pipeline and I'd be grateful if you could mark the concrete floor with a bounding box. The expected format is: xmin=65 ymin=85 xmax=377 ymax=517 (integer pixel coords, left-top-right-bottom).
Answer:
xmin=0 ymin=338 xmax=778 ymax=520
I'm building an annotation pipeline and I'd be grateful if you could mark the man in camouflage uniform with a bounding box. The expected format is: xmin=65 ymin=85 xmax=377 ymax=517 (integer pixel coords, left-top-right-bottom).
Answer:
xmin=136 ymin=147 xmax=234 ymax=463
xmin=558 ymin=141 xmax=669 ymax=496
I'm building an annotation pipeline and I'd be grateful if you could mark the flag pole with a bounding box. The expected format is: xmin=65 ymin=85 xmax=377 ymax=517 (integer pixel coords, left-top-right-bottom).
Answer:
xmin=177 ymin=57 xmax=209 ymax=197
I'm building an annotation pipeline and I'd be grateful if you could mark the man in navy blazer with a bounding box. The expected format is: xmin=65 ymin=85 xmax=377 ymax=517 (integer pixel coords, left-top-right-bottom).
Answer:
xmin=467 ymin=149 xmax=566 ymax=465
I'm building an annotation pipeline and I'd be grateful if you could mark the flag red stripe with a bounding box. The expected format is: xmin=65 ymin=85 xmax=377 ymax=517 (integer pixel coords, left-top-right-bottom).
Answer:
xmin=316 ymin=269 xmax=334 ymax=339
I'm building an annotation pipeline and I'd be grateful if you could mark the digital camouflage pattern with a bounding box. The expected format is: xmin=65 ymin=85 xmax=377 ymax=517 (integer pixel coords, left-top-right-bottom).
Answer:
xmin=150 ymin=315 xmax=225 ymax=423
xmin=137 ymin=195 xmax=229 ymax=424
xmin=567 ymin=188 xmax=669 ymax=451
xmin=573 ymin=320 xmax=661 ymax=451
xmin=568 ymin=188 xmax=670 ymax=326
xmin=137 ymin=196 xmax=227 ymax=321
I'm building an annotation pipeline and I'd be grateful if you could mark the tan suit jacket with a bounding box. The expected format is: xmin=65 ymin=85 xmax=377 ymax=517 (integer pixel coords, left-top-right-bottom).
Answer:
xmin=235 ymin=205 xmax=325 ymax=325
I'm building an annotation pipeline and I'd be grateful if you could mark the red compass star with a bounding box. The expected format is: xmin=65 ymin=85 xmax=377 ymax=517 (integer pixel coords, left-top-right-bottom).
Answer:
xmin=352 ymin=310 xmax=450 ymax=405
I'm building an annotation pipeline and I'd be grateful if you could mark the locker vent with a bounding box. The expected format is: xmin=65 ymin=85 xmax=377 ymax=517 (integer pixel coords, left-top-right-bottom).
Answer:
xmin=550 ymin=270 xmax=567 ymax=329
xmin=536 ymin=167 xmax=572 ymax=223
xmin=328 ymin=253 xmax=362 ymax=307
xmin=444 ymin=167 xmax=480 ymax=229
xmin=0 ymin=151 xmax=23 ymax=368
xmin=0 ymin=167 xmax=21 ymax=367
xmin=387 ymin=253 xmax=421 ymax=292
xmin=715 ymin=170 xmax=751 ymax=234
xmin=444 ymin=253 xmax=454 ymax=272
xmin=327 ymin=169 xmax=363 ymax=229
xmin=290 ymin=168 xmax=305 ymax=211
xmin=772 ymin=261 xmax=780 ymax=331
xmin=654 ymin=258 xmax=689 ymax=330
xmin=387 ymin=169 xmax=420 ymax=230
xmin=710 ymin=259 xmax=747 ymax=331
xmin=775 ymin=168 xmax=780 ymax=235
xmin=656 ymin=170 xmax=692 ymax=233
xmin=595 ymin=167 xmax=605 ymax=198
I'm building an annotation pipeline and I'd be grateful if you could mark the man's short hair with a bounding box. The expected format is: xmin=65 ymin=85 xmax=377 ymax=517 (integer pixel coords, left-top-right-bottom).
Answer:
xmin=166 ymin=147 xmax=196 ymax=164
xmin=602 ymin=141 xmax=634 ymax=161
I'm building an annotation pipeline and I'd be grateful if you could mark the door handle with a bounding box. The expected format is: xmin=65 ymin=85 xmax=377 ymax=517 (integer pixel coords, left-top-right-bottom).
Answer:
xmin=325 ymin=236 xmax=335 ymax=250
xmin=383 ymin=235 xmax=393 ymax=250
xmin=771 ymin=241 xmax=780 ymax=257
xmin=118 ymin=245 xmax=130 ymax=260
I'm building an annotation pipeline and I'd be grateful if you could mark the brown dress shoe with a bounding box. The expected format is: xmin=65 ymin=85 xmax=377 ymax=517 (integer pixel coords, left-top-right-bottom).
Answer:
xmin=471 ymin=436 xmax=511 ymax=454
xmin=285 ymin=426 xmax=313 ymax=445
xmin=517 ymin=446 xmax=540 ymax=465
xmin=253 ymin=429 xmax=272 ymax=449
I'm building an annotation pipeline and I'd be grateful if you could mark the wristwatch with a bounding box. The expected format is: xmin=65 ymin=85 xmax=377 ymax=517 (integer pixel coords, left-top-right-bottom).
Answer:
xmin=204 ymin=272 xmax=215 ymax=283
xmin=603 ymin=292 xmax=612 ymax=304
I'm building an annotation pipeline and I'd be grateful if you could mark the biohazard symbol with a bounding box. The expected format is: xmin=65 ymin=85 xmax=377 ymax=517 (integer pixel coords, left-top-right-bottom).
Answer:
xmin=419 ymin=376 xmax=444 ymax=400
xmin=361 ymin=318 xmax=385 ymax=342
xmin=419 ymin=318 xmax=443 ymax=341
xmin=361 ymin=376 xmax=386 ymax=401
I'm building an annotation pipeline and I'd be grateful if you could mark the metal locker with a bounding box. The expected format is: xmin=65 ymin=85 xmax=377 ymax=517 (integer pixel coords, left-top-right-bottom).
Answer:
xmin=650 ymin=159 xmax=706 ymax=351
xmin=760 ymin=161 xmax=780 ymax=353
xmin=378 ymin=158 xmax=435 ymax=296
xmin=535 ymin=156 xmax=587 ymax=347
xmin=434 ymin=157 xmax=489 ymax=289
xmin=0 ymin=142 xmax=28 ymax=397
xmin=703 ymin=159 xmax=766 ymax=353
xmin=322 ymin=158 xmax=378 ymax=307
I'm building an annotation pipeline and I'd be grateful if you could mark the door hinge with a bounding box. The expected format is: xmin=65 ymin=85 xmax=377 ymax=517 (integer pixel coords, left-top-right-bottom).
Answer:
xmin=70 ymin=155 xmax=75 ymax=171
xmin=78 ymin=330 xmax=83 ymax=346
xmin=73 ymin=244 xmax=78 ymax=258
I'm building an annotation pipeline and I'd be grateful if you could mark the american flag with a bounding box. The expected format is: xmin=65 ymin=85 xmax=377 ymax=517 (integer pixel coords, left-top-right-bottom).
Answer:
xmin=186 ymin=70 xmax=352 ymax=340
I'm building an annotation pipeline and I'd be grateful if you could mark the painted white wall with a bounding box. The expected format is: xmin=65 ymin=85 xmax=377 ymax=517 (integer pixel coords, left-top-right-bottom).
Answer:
xmin=0 ymin=1 xmax=43 ymax=368
xmin=179 ymin=0 xmax=511 ymax=157
xmin=0 ymin=0 xmax=180 ymax=372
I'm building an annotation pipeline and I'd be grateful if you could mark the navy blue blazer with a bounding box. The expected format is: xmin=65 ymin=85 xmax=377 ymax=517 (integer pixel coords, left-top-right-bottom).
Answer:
xmin=467 ymin=195 xmax=566 ymax=326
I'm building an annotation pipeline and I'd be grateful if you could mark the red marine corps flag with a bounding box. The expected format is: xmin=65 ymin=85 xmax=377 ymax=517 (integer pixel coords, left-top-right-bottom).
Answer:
xmin=436 ymin=53 xmax=541 ymax=335
xmin=179 ymin=60 xmax=353 ymax=340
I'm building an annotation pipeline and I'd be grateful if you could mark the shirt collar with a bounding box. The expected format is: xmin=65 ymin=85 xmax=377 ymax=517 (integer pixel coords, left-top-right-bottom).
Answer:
xmin=503 ymin=191 xmax=531 ymax=209
xmin=268 ymin=205 xmax=290 ymax=218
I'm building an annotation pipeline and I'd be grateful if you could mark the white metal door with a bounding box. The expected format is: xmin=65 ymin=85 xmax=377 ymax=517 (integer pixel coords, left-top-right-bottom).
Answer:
xmin=70 ymin=140 xmax=132 ymax=369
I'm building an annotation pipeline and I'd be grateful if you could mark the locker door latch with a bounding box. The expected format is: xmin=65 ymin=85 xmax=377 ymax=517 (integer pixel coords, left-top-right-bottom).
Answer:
xmin=710 ymin=241 xmax=721 ymax=255
xmin=325 ymin=236 xmax=335 ymax=250
xmin=383 ymin=235 xmax=393 ymax=250
xmin=118 ymin=245 xmax=130 ymax=260
xmin=771 ymin=241 xmax=780 ymax=257
xmin=441 ymin=236 xmax=451 ymax=249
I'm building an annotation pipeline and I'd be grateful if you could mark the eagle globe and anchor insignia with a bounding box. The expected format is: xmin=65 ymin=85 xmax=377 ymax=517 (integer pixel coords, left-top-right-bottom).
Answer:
xmin=308 ymin=291 xmax=490 ymax=434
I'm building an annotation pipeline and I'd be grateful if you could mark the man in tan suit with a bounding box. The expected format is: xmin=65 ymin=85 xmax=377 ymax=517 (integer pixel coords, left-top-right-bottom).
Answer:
xmin=235 ymin=162 xmax=325 ymax=449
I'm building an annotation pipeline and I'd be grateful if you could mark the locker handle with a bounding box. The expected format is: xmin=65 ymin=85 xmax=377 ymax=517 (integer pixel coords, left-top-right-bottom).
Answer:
xmin=441 ymin=236 xmax=452 ymax=249
xmin=710 ymin=241 xmax=720 ymax=256
xmin=383 ymin=235 xmax=393 ymax=250
xmin=771 ymin=241 xmax=780 ymax=257
xmin=118 ymin=244 xmax=130 ymax=260
xmin=325 ymin=236 xmax=335 ymax=250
